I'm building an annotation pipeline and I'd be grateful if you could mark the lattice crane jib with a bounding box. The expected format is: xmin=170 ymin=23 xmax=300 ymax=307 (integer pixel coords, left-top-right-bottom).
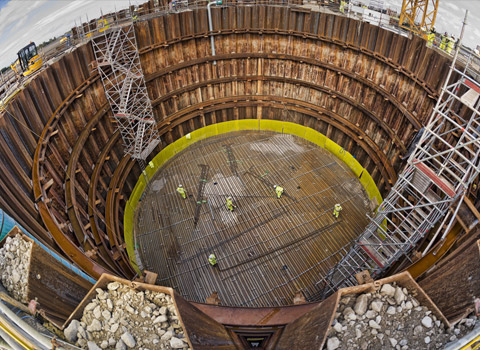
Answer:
xmin=399 ymin=0 xmax=439 ymax=38
xmin=316 ymin=45 xmax=480 ymax=298
xmin=92 ymin=23 xmax=160 ymax=161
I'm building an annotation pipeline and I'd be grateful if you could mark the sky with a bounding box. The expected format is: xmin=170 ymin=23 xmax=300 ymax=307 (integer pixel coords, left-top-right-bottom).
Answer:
xmin=382 ymin=0 xmax=480 ymax=48
xmin=0 ymin=0 xmax=143 ymax=69
xmin=0 ymin=0 xmax=478 ymax=69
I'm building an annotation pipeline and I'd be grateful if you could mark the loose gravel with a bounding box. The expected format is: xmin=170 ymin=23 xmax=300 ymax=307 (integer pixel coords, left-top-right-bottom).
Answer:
xmin=64 ymin=282 xmax=191 ymax=350
xmin=324 ymin=282 xmax=479 ymax=350
xmin=0 ymin=234 xmax=33 ymax=303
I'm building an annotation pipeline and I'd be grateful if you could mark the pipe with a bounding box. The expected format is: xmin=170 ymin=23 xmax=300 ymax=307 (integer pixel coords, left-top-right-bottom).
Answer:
xmin=0 ymin=327 xmax=21 ymax=350
xmin=207 ymin=0 xmax=222 ymax=65
xmin=0 ymin=302 xmax=51 ymax=350
xmin=421 ymin=193 xmax=464 ymax=256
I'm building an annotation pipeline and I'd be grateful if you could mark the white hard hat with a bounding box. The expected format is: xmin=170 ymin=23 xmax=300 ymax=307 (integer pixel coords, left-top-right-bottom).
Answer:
xmin=274 ymin=185 xmax=277 ymax=188
xmin=178 ymin=184 xmax=182 ymax=187
xmin=227 ymin=196 xmax=232 ymax=200
xmin=209 ymin=254 xmax=214 ymax=258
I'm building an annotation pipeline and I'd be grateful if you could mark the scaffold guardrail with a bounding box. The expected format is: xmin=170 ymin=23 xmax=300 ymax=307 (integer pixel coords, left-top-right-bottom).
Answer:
xmin=92 ymin=23 xmax=160 ymax=161
xmin=316 ymin=12 xmax=480 ymax=298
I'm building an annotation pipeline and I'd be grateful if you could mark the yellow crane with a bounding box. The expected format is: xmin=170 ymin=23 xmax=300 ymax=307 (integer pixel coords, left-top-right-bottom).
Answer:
xmin=399 ymin=0 xmax=439 ymax=39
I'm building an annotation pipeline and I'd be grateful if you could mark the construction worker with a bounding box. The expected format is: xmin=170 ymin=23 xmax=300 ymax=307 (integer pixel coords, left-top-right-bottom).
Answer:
xmin=446 ymin=36 xmax=454 ymax=55
xmin=426 ymin=31 xmax=435 ymax=48
xmin=176 ymin=184 xmax=186 ymax=199
xmin=208 ymin=254 xmax=217 ymax=266
xmin=333 ymin=203 xmax=342 ymax=219
xmin=439 ymin=33 xmax=447 ymax=51
xmin=226 ymin=196 xmax=236 ymax=211
xmin=274 ymin=185 xmax=284 ymax=199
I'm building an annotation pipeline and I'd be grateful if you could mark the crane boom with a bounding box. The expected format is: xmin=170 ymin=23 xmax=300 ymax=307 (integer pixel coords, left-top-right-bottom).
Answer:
xmin=399 ymin=0 xmax=439 ymax=39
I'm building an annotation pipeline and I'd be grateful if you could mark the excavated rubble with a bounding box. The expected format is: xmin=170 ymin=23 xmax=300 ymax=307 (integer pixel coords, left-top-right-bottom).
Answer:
xmin=0 ymin=234 xmax=32 ymax=303
xmin=324 ymin=283 xmax=478 ymax=350
xmin=64 ymin=282 xmax=190 ymax=350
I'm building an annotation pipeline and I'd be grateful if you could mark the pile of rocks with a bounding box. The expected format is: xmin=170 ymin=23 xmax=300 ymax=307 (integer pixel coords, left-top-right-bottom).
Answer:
xmin=0 ymin=234 xmax=32 ymax=303
xmin=64 ymin=282 xmax=190 ymax=350
xmin=324 ymin=283 xmax=478 ymax=350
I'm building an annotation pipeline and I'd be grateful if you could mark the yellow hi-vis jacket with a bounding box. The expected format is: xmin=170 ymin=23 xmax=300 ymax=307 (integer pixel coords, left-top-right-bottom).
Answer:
xmin=446 ymin=38 xmax=454 ymax=54
xmin=208 ymin=254 xmax=217 ymax=265
xmin=176 ymin=187 xmax=186 ymax=198
xmin=427 ymin=32 xmax=435 ymax=47
xmin=226 ymin=198 xmax=235 ymax=211
xmin=275 ymin=186 xmax=284 ymax=198
xmin=333 ymin=204 xmax=343 ymax=217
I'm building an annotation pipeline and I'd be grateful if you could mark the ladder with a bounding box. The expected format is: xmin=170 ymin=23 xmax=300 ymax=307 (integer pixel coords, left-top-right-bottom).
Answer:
xmin=316 ymin=50 xmax=480 ymax=298
xmin=92 ymin=23 xmax=160 ymax=161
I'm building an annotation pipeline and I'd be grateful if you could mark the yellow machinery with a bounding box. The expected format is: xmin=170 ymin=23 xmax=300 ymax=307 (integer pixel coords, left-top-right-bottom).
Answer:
xmin=399 ymin=0 xmax=439 ymax=39
xmin=10 ymin=42 xmax=43 ymax=77
xmin=86 ymin=18 xmax=110 ymax=38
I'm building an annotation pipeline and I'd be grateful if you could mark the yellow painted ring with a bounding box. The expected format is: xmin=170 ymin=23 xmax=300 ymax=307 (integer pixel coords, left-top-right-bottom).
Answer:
xmin=124 ymin=120 xmax=383 ymax=274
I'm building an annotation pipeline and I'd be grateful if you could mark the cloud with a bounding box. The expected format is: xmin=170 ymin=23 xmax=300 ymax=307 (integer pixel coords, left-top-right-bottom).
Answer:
xmin=445 ymin=2 xmax=460 ymax=11
xmin=0 ymin=0 xmax=142 ymax=68
xmin=434 ymin=1 xmax=479 ymax=48
xmin=0 ymin=0 xmax=479 ymax=68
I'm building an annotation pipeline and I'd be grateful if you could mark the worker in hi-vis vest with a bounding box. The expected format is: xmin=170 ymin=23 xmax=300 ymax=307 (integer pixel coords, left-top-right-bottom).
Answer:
xmin=226 ymin=196 xmax=236 ymax=211
xmin=333 ymin=203 xmax=343 ymax=219
xmin=274 ymin=185 xmax=284 ymax=199
xmin=426 ymin=31 xmax=435 ymax=48
xmin=176 ymin=184 xmax=186 ymax=199
xmin=439 ymin=33 xmax=447 ymax=51
xmin=208 ymin=254 xmax=217 ymax=266
xmin=446 ymin=36 xmax=455 ymax=54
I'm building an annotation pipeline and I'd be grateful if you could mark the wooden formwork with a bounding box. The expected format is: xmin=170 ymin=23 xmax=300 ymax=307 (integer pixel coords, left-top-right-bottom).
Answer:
xmin=65 ymin=273 xmax=236 ymax=349
xmin=0 ymin=227 xmax=93 ymax=328
xmin=275 ymin=271 xmax=449 ymax=350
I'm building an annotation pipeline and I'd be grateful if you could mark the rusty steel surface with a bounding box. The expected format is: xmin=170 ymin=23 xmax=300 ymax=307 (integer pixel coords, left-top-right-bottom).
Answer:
xmin=0 ymin=3 xmax=455 ymax=295
xmin=65 ymin=102 xmax=124 ymax=274
xmin=136 ymin=131 xmax=372 ymax=307
xmin=32 ymin=64 xmax=114 ymax=279
xmin=191 ymin=302 xmax=318 ymax=326
xmin=105 ymin=155 xmax=137 ymax=278
xmin=419 ymin=235 xmax=480 ymax=323
xmin=138 ymin=10 xmax=448 ymax=96
xmin=88 ymin=132 xmax=124 ymax=268
xmin=153 ymin=95 xmax=398 ymax=188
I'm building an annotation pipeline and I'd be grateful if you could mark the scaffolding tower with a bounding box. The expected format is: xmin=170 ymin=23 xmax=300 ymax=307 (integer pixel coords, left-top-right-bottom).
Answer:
xmin=317 ymin=43 xmax=480 ymax=298
xmin=92 ymin=23 xmax=160 ymax=162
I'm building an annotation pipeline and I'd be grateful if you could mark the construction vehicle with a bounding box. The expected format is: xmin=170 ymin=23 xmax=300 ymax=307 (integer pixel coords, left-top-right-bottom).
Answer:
xmin=10 ymin=42 xmax=43 ymax=77
xmin=60 ymin=34 xmax=72 ymax=48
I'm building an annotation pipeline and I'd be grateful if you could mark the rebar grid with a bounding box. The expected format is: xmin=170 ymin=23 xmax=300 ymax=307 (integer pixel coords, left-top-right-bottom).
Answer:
xmin=135 ymin=131 xmax=371 ymax=307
